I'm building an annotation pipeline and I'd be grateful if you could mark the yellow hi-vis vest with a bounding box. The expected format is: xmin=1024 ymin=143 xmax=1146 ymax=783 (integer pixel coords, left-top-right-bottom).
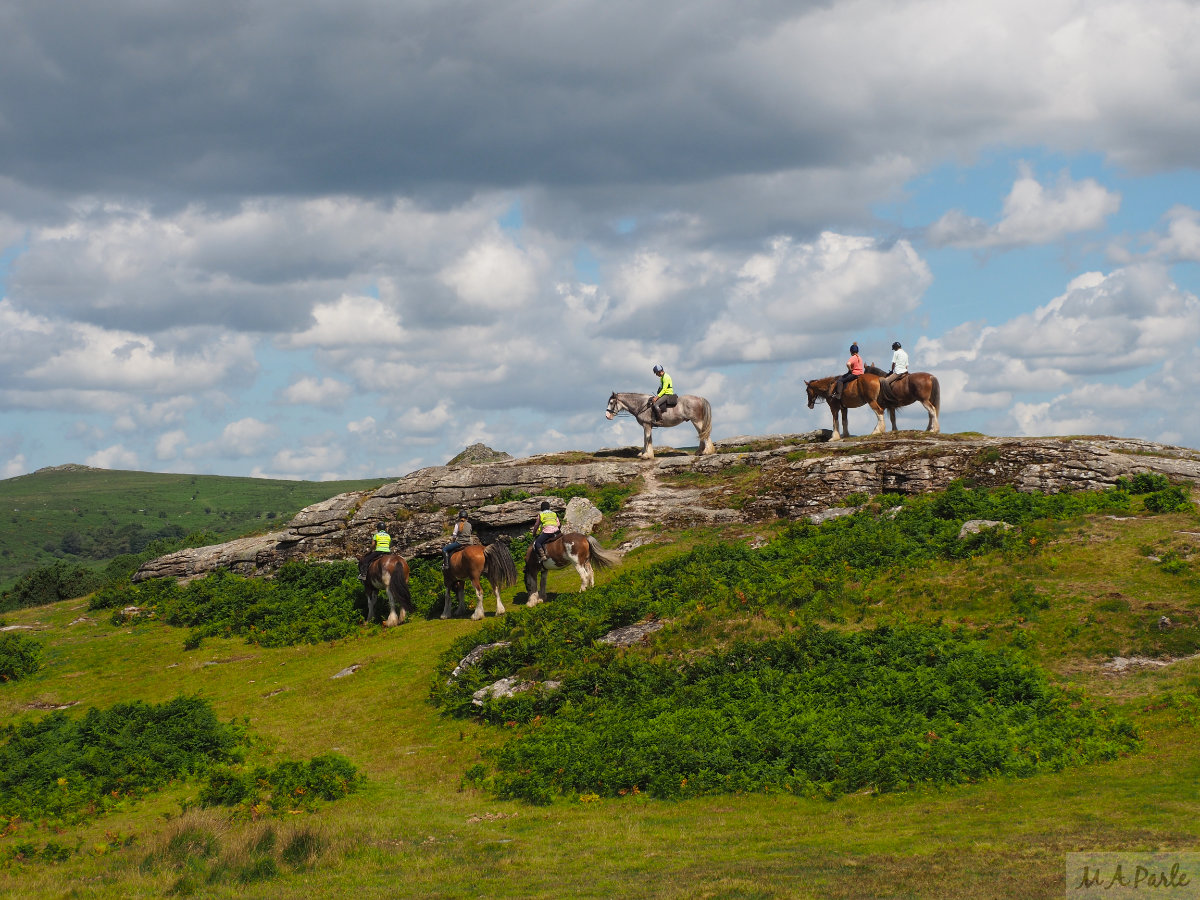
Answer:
xmin=539 ymin=510 xmax=560 ymax=531
xmin=657 ymin=373 xmax=674 ymax=397
xmin=373 ymin=531 xmax=391 ymax=552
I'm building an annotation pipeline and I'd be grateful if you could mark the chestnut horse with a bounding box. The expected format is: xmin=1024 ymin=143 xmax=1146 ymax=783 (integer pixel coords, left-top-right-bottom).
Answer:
xmin=442 ymin=542 xmax=520 ymax=620
xmin=362 ymin=553 xmax=413 ymax=627
xmin=864 ymin=365 xmax=941 ymax=433
xmin=605 ymin=391 xmax=715 ymax=459
xmin=804 ymin=374 xmax=886 ymax=441
xmin=524 ymin=533 xmax=622 ymax=607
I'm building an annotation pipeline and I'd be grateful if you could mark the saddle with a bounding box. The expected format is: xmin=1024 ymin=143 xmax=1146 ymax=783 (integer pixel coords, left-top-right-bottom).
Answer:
xmin=878 ymin=373 xmax=907 ymax=404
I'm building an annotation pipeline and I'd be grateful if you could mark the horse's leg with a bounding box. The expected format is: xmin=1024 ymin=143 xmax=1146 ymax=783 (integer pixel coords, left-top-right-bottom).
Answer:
xmin=470 ymin=576 xmax=486 ymax=621
xmin=923 ymin=399 xmax=940 ymax=433
xmin=828 ymin=405 xmax=841 ymax=441
xmin=640 ymin=420 xmax=654 ymax=459
xmin=868 ymin=402 xmax=885 ymax=435
xmin=540 ymin=570 xmax=548 ymax=604
xmin=580 ymin=561 xmax=595 ymax=591
xmin=454 ymin=582 xmax=467 ymax=617
xmin=383 ymin=573 xmax=401 ymax=627
xmin=840 ymin=407 xmax=849 ymax=438
xmin=888 ymin=408 xmax=898 ymax=432
xmin=366 ymin=586 xmax=377 ymax=625
xmin=493 ymin=579 xmax=506 ymax=616
xmin=440 ymin=575 xmax=454 ymax=619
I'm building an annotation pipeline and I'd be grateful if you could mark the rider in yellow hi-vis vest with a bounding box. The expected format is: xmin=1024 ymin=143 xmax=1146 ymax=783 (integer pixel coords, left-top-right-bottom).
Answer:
xmin=531 ymin=500 xmax=561 ymax=563
xmin=359 ymin=522 xmax=392 ymax=581
xmin=650 ymin=364 xmax=678 ymax=423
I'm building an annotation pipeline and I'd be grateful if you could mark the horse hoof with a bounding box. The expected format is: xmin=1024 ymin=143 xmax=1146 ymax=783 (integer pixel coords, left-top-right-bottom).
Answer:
xmin=471 ymin=612 xmax=484 ymax=621
xmin=385 ymin=614 xmax=399 ymax=628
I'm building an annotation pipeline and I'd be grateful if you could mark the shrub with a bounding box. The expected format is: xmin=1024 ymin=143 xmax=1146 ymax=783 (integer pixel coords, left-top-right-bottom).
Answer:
xmin=0 ymin=696 xmax=245 ymax=825
xmin=1142 ymin=487 xmax=1191 ymax=514
xmin=200 ymin=754 xmax=363 ymax=815
xmin=0 ymin=633 xmax=44 ymax=683
xmin=1128 ymin=473 xmax=1171 ymax=494
xmin=0 ymin=562 xmax=106 ymax=612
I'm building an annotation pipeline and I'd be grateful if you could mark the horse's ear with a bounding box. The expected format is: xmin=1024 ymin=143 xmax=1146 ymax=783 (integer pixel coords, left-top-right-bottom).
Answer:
xmin=804 ymin=379 xmax=810 ymax=386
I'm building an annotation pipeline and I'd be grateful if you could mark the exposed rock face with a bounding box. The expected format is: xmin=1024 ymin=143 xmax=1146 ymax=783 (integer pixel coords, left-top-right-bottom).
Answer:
xmin=447 ymin=443 xmax=513 ymax=466
xmin=135 ymin=434 xmax=1200 ymax=583
xmin=958 ymin=519 xmax=1015 ymax=539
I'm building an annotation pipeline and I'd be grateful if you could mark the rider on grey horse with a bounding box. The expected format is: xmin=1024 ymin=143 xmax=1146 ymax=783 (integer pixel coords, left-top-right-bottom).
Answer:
xmin=650 ymin=364 xmax=679 ymax=423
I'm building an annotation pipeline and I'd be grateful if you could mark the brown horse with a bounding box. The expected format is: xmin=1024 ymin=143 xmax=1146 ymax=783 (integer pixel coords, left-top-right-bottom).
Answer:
xmin=524 ymin=533 xmax=622 ymax=607
xmin=804 ymin=373 xmax=886 ymax=441
xmin=361 ymin=553 xmax=413 ymax=627
xmin=864 ymin=365 xmax=941 ymax=433
xmin=442 ymin=542 xmax=520 ymax=620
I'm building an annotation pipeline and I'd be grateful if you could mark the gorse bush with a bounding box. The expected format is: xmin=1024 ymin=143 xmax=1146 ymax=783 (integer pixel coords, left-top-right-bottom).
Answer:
xmin=0 ymin=633 xmax=44 ymax=682
xmin=470 ymin=625 xmax=1139 ymax=803
xmin=1142 ymin=487 xmax=1191 ymax=514
xmin=437 ymin=483 xmax=1146 ymax=802
xmin=0 ymin=696 xmax=244 ymax=824
xmin=89 ymin=561 xmax=364 ymax=648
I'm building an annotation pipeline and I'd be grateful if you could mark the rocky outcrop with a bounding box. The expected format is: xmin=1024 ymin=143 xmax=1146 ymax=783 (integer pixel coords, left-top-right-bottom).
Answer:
xmin=447 ymin=443 xmax=513 ymax=466
xmin=564 ymin=497 xmax=604 ymax=534
xmin=135 ymin=434 xmax=1200 ymax=583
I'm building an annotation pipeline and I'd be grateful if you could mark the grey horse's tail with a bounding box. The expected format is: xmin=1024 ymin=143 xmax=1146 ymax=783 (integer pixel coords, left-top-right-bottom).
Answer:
xmin=484 ymin=542 xmax=519 ymax=589
xmin=930 ymin=376 xmax=941 ymax=413
xmin=587 ymin=536 xmax=622 ymax=570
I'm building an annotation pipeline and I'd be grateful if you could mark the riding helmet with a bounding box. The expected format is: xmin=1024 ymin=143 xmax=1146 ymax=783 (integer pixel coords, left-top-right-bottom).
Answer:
xmin=539 ymin=501 xmax=551 ymax=511
xmin=376 ymin=522 xmax=387 ymax=531
xmin=652 ymin=364 xmax=664 ymax=375
xmin=850 ymin=343 xmax=859 ymax=354
xmin=458 ymin=510 xmax=468 ymax=520
xmin=892 ymin=341 xmax=902 ymax=350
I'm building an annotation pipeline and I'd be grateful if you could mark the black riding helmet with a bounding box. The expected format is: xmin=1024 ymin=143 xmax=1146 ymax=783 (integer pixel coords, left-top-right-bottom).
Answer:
xmin=652 ymin=364 xmax=664 ymax=375
xmin=457 ymin=510 xmax=468 ymax=520
xmin=892 ymin=341 xmax=902 ymax=350
xmin=539 ymin=501 xmax=551 ymax=511
xmin=850 ymin=343 xmax=859 ymax=354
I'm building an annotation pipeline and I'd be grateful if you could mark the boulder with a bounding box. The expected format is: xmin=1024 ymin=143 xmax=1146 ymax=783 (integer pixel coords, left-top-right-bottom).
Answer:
xmin=958 ymin=519 xmax=1015 ymax=539
xmin=564 ymin=496 xmax=604 ymax=534
xmin=448 ymin=641 xmax=512 ymax=682
xmin=598 ymin=620 xmax=664 ymax=647
xmin=447 ymin=443 xmax=513 ymax=466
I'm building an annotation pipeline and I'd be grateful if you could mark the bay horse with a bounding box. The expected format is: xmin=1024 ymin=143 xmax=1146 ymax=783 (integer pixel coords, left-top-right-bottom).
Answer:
xmin=864 ymin=365 xmax=941 ymax=433
xmin=524 ymin=533 xmax=622 ymax=607
xmin=605 ymin=391 xmax=715 ymax=459
xmin=361 ymin=553 xmax=413 ymax=627
xmin=442 ymin=542 xmax=519 ymax=620
xmin=803 ymin=373 xmax=886 ymax=441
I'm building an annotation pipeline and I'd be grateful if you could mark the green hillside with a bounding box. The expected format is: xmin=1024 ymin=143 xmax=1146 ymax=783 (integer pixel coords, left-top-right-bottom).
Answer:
xmin=0 ymin=466 xmax=390 ymax=591
xmin=0 ymin=472 xmax=1198 ymax=898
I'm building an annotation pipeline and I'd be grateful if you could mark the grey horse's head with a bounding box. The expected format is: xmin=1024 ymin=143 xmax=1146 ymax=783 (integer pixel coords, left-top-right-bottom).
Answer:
xmin=605 ymin=392 xmax=620 ymax=420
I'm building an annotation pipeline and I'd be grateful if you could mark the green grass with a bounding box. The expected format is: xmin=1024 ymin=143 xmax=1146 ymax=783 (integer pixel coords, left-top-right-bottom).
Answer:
xmin=0 ymin=485 xmax=1197 ymax=898
xmin=0 ymin=468 xmax=390 ymax=592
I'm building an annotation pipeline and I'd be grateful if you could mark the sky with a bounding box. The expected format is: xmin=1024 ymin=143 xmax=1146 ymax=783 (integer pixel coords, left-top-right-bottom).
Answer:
xmin=1 ymin=0 xmax=1199 ymax=481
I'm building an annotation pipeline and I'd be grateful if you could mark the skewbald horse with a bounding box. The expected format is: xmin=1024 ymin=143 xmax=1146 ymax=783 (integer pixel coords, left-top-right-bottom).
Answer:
xmin=524 ymin=533 xmax=622 ymax=607
xmin=864 ymin=365 xmax=941 ymax=434
xmin=606 ymin=391 xmax=715 ymax=459
xmin=361 ymin=553 xmax=414 ymax=626
xmin=442 ymin=542 xmax=520 ymax=620
xmin=804 ymin=373 xmax=887 ymax=441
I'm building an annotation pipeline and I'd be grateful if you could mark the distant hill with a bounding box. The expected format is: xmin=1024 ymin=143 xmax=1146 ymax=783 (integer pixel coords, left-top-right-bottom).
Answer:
xmin=0 ymin=467 xmax=391 ymax=590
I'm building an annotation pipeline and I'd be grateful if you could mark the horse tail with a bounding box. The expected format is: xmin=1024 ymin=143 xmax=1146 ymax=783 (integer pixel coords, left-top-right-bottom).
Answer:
xmin=484 ymin=542 xmax=519 ymax=589
xmin=388 ymin=557 xmax=411 ymax=608
xmin=930 ymin=375 xmax=941 ymax=412
xmin=586 ymin=536 xmax=622 ymax=570
xmin=697 ymin=398 xmax=713 ymax=444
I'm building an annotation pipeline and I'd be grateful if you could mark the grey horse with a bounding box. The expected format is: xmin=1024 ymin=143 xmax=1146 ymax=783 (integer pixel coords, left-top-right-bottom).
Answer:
xmin=605 ymin=391 xmax=715 ymax=459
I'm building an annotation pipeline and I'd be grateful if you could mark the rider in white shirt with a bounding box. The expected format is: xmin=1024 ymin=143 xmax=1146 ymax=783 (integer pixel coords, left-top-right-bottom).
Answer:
xmin=885 ymin=341 xmax=909 ymax=386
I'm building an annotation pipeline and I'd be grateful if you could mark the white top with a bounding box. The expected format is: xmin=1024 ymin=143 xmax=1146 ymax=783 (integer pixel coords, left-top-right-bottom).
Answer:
xmin=891 ymin=348 xmax=909 ymax=373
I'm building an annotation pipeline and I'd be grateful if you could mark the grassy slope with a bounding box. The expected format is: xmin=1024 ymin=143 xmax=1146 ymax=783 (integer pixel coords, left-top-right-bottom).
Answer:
xmin=0 ymin=495 xmax=1198 ymax=897
xmin=0 ymin=468 xmax=390 ymax=590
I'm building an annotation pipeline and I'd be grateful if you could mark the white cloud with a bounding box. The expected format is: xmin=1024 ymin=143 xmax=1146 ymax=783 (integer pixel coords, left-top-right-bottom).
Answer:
xmin=254 ymin=443 xmax=347 ymax=479
xmin=86 ymin=444 xmax=139 ymax=470
xmin=155 ymin=430 xmax=189 ymax=461
xmin=2 ymin=454 xmax=27 ymax=479
xmin=1153 ymin=206 xmax=1200 ymax=261
xmin=189 ymin=418 xmax=278 ymax=459
xmin=439 ymin=232 xmax=542 ymax=310
xmin=347 ymin=416 xmax=377 ymax=435
xmin=928 ymin=166 xmax=1120 ymax=248
xmin=282 ymin=294 xmax=407 ymax=349
xmin=279 ymin=376 xmax=353 ymax=408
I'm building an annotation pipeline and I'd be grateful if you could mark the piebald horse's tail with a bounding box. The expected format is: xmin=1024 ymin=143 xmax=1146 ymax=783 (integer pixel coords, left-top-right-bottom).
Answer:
xmin=586 ymin=536 xmax=622 ymax=570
